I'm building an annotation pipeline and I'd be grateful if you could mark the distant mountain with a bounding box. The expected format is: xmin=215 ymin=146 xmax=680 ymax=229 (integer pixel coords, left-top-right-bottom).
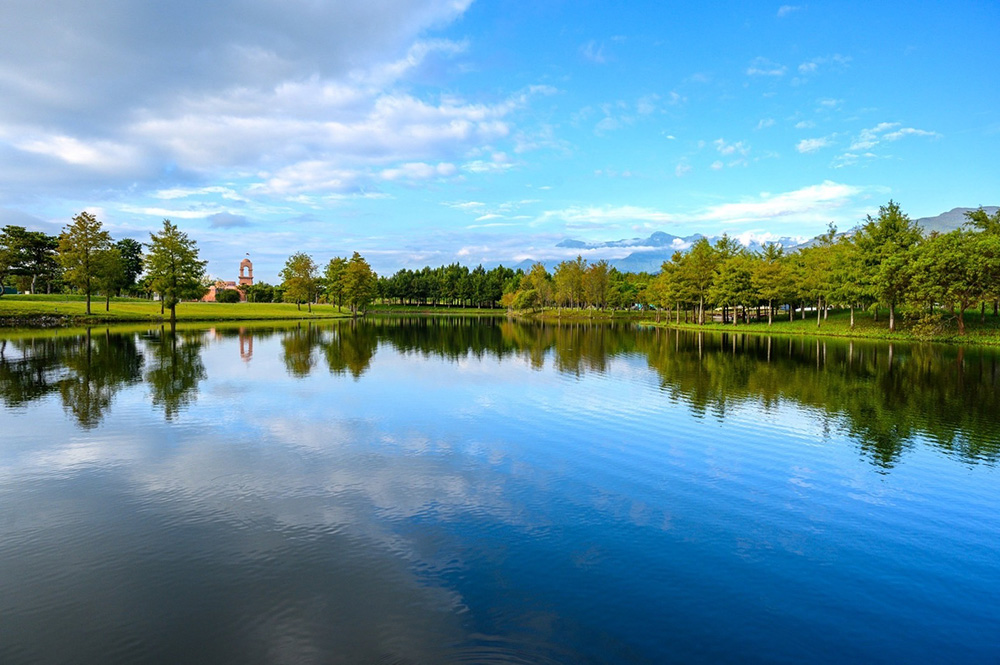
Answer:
xmin=914 ymin=207 xmax=999 ymax=234
xmin=504 ymin=206 xmax=999 ymax=274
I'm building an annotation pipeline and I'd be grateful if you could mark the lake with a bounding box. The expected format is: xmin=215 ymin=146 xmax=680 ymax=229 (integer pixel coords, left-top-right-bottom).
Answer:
xmin=1 ymin=318 xmax=998 ymax=664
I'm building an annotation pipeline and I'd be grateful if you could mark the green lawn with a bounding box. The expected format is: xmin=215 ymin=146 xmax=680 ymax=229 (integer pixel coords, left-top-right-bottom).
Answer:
xmin=0 ymin=295 xmax=352 ymax=324
xmin=526 ymin=305 xmax=1000 ymax=346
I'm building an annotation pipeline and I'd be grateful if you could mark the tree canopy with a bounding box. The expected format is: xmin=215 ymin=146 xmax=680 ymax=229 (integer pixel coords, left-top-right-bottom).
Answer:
xmin=144 ymin=219 xmax=207 ymax=324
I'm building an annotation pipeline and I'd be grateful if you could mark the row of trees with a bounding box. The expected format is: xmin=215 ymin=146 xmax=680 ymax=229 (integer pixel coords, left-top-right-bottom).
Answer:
xmin=643 ymin=202 xmax=1000 ymax=335
xmin=274 ymin=251 xmax=377 ymax=317
xmin=0 ymin=221 xmax=144 ymax=301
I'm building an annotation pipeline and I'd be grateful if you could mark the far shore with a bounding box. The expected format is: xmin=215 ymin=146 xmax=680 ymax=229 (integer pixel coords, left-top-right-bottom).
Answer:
xmin=4 ymin=296 xmax=1000 ymax=347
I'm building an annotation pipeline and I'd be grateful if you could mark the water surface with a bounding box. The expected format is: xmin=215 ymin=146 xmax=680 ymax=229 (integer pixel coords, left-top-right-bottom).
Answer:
xmin=1 ymin=319 xmax=998 ymax=663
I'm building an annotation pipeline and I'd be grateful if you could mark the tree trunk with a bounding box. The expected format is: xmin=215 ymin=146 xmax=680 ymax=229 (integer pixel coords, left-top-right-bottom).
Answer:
xmin=958 ymin=306 xmax=966 ymax=335
xmin=86 ymin=291 xmax=91 ymax=315
xmin=817 ymin=298 xmax=822 ymax=327
xmin=850 ymin=304 xmax=855 ymax=328
xmin=307 ymin=302 xmax=312 ymax=313
xmin=767 ymin=299 xmax=773 ymax=325
xmin=889 ymin=302 xmax=896 ymax=332
xmin=105 ymin=293 xmax=110 ymax=311
xmin=981 ymin=301 xmax=986 ymax=323
xmin=170 ymin=304 xmax=177 ymax=325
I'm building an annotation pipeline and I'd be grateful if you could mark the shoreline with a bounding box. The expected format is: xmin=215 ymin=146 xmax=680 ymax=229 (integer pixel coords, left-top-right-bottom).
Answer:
xmin=4 ymin=299 xmax=1000 ymax=347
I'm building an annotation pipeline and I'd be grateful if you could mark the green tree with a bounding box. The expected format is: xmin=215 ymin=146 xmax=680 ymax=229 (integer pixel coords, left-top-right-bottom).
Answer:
xmin=680 ymin=238 xmax=718 ymax=324
xmin=58 ymin=212 xmax=112 ymax=315
xmin=115 ymin=238 xmax=144 ymax=295
xmin=94 ymin=247 xmax=126 ymax=311
xmin=909 ymin=230 xmax=999 ymax=334
xmin=280 ymin=252 xmax=319 ymax=312
xmin=554 ymin=256 xmax=587 ymax=308
xmin=1 ymin=226 xmax=60 ymax=294
xmin=324 ymin=257 xmax=348 ymax=310
xmin=855 ymin=201 xmax=923 ymax=332
xmin=144 ymin=219 xmax=207 ymax=325
xmin=342 ymin=251 xmax=376 ymax=317
xmin=751 ymin=243 xmax=789 ymax=325
xmin=583 ymin=260 xmax=609 ymax=309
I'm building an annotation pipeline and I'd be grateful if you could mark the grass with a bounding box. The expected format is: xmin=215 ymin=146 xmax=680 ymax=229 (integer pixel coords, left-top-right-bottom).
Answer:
xmin=0 ymin=294 xmax=352 ymax=325
xmin=523 ymin=305 xmax=1000 ymax=346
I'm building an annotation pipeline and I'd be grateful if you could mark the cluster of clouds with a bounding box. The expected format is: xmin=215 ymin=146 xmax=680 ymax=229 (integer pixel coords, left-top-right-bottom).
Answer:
xmin=0 ymin=0 xmax=551 ymax=202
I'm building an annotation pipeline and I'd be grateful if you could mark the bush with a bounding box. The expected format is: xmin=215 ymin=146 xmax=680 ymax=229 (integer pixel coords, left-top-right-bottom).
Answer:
xmin=215 ymin=288 xmax=242 ymax=303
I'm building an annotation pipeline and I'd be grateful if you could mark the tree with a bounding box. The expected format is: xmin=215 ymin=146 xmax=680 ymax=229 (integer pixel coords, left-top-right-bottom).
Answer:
xmin=855 ymin=201 xmax=923 ymax=332
xmin=342 ymin=251 xmax=376 ymax=317
xmin=1 ymin=226 xmax=60 ymax=295
xmin=144 ymin=219 xmax=207 ymax=324
xmin=752 ymin=243 xmax=789 ymax=325
xmin=115 ymin=238 xmax=144 ymax=295
xmin=583 ymin=260 xmax=609 ymax=309
xmin=58 ymin=212 xmax=112 ymax=315
xmin=680 ymin=238 xmax=718 ymax=324
xmin=554 ymin=256 xmax=587 ymax=308
xmin=908 ymin=230 xmax=999 ymax=334
xmin=280 ymin=252 xmax=319 ymax=312
xmin=94 ymin=247 xmax=126 ymax=312
xmin=324 ymin=257 xmax=347 ymax=310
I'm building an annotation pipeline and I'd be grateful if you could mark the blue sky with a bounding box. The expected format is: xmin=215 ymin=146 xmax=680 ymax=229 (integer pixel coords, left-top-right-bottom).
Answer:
xmin=1 ymin=1 xmax=997 ymax=281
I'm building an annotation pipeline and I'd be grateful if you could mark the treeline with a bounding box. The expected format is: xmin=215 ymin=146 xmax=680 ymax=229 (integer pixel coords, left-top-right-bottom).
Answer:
xmin=374 ymin=260 xmax=652 ymax=311
xmin=0 ymin=212 xmax=203 ymax=321
xmin=0 ymin=212 xmax=381 ymax=320
xmin=374 ymin=201 xmax=1000 ymax=336
xmin=645 ymin=201 xmax=1000 ymax=335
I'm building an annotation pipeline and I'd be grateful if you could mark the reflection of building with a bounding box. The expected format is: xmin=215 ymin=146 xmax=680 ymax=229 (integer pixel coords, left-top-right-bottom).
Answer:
xmin=202 ymin=255 xmax=253 ymax=302
xmin=239 ymin=328 xmax=254 ymax=362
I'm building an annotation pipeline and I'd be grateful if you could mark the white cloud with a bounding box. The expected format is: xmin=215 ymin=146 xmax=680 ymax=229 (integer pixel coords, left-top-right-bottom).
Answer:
xmin=796 ymin=137 xmax=832 ymax=153
xmin=710 ymin=161 xmax=724 ymax=170
xmin=380 ymin=162 xmax=457 ymax=181
xmin=794 ymin=120 xmax=816 ymax=129
xmin=714 ymin=138 xmax=750 ymax=157
xmin=777 ymin=5 xmax=802 ymax=17
xmin=540 ymin=181 xmax=866 ymax=231
xmin=746 ymin=57 xmax=787 ymax=77
xmin=580 ymin=40 xmax=608 ymax=64
xmin=675 ymin=162 xmax=692 ymax=177
xmin=756 ymin=118 xmax=776 ymax=130
xmin=883 ymin=127 xmax=939 ymax=141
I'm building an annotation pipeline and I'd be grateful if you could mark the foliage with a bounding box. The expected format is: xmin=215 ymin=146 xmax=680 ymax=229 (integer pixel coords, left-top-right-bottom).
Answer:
xmin=342 ymin=251 xmax=376 ymax=317
xmin=58 ymin=212 xmax=113 ymax=315
xmin=144 ymin=219 xmax=208 ymax=324
xmin=324 ymin=257 xmax=347 ymax=309
xmin=280 ymin=252 xmax=319 ymax=312
xmin=215 ymin=288 xmax=242 ymax=303
xmin=115 ymin=238 xmax=144 ymax=295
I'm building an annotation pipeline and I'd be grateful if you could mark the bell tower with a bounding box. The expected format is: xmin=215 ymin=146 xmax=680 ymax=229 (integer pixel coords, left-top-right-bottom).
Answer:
xmin=239 ymin=255 xmax=254 ymax=286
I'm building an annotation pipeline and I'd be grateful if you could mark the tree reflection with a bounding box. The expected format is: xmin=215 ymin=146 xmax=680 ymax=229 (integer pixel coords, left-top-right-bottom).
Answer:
xmin=0 ymin=330 xmax=143 ymax=428
xmin=281 ymin=322 xmax=320 ymax=377
xmin=144 ymin=328 xmax=207 ymax=420
xmin=324 ymin=320 xmax=378 ymax=379
xmin=58 ymin=329 xmax=143 ymax=428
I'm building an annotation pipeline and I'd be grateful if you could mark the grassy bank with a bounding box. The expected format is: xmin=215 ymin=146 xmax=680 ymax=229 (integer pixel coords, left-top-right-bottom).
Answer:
xmin=0 ymin=294 xmax=352 ymax=326
xmin=523 ymin=306 xmax=1000 ymax=346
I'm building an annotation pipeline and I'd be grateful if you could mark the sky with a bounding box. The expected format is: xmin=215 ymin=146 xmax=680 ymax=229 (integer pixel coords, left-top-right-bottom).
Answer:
xmin=1 ymin=1 xmax=998 ymax=281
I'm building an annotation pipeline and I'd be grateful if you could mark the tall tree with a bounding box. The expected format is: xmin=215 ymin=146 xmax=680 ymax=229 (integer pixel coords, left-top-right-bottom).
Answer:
xmin=280 ymin=252 xmax=319 ymax=312
xmin=115 ymin=238 xmax=144 ymax=295
xmin=58 ymin=212 xmax=112 ymax=315
xmin=1 ymin=226 xmax=60 ymax=294
xmin=751 ymin=243 xmax=789 ymax=325
xmin=680 ymin=238 xmax=718 ymax=324
xmin=323 ymin=257 xmax=348 ymax=310
xmin=94 ymin=247 xmax=126 ymax=311
xmin=144 ymin=219 xmax=207 ymax=324
xmin=854 ymin=200 xmax=923 ymax=332
xmin=341 ymin=251 xmax=376 ymax=317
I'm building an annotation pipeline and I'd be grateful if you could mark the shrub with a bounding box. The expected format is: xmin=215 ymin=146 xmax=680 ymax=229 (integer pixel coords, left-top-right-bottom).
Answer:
xmin=215 ymin=288 xmax=242 ymax=303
